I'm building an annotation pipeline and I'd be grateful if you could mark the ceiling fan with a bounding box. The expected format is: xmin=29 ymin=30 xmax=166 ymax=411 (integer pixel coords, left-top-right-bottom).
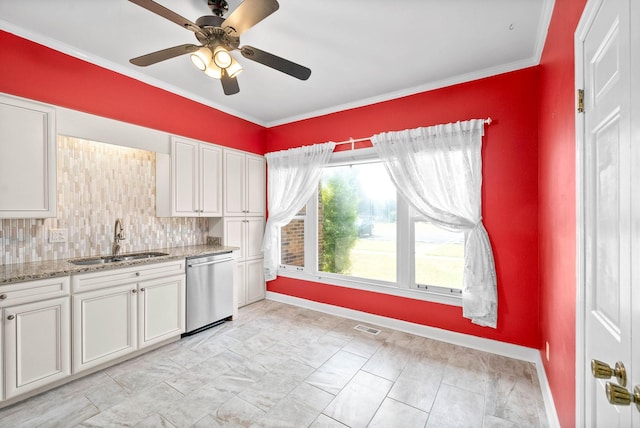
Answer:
xmin=128 ymin=0 xmax=311 ymax=95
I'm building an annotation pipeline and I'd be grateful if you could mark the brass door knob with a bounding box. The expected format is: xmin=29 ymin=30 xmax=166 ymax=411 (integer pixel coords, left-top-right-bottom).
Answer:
xmin=592 ymin=359 xmax=627 ymax=386
xmin=605 ymin=382 xmax=640 ymax=412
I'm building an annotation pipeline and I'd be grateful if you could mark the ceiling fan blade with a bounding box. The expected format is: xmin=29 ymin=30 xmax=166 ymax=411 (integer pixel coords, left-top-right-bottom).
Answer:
xmin=222 ymin=0 xmax=279 ymax=36
xmin=220 ymin=70 xmax=240 ymax=95
xmin=240 ymin=46 xmax=311 ymax=80
xmin=129 ymin=0 xmax=205 ymax=37
xmin=130 ymin=44 xmax=200 ymax=66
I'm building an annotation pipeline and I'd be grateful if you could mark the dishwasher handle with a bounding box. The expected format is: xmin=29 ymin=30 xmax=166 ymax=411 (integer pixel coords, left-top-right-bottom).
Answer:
xmin=187 ymin=258 xmax=233 ymax=268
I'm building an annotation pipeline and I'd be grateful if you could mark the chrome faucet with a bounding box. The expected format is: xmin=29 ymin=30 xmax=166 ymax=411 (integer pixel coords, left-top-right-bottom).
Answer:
xmin=112 ymin=218 xmax=126 ymax=256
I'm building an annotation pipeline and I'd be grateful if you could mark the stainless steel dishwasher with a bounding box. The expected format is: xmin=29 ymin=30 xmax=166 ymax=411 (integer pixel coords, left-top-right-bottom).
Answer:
xmin=184 ymin=251 xmax=234 ymax=335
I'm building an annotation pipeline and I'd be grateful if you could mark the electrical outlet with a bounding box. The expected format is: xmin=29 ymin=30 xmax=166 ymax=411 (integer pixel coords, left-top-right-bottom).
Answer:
xmin=546 ymin=341 xmax=550 ymax=361
xmin=49 ymin=228 xmax=68 ymax=243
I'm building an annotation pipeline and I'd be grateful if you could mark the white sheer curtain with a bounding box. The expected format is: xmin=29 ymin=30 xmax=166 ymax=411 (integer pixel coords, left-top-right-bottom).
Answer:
xmin=262 ymin=142 xmax=336 ymax=281
xmin=371 ymin=119 xmax=497 ymax=328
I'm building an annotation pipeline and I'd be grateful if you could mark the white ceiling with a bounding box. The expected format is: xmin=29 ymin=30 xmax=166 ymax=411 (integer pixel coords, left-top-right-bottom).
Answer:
xmin=0 ymin=0 xmax=553 ymax=127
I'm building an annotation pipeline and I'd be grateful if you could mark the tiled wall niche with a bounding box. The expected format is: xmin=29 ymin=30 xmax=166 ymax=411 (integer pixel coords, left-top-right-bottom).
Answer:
xmin=0 ymin=136 xmax=209 ymax=265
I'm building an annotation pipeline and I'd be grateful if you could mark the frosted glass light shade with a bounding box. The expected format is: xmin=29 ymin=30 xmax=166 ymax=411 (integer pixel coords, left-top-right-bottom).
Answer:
xmin=213 ymin=46 xmax=232 ymax=68
xmin=190 ymin=47 xmax=212 ymax=71
xmin=226 ymin=57 xmax=243 ymax=78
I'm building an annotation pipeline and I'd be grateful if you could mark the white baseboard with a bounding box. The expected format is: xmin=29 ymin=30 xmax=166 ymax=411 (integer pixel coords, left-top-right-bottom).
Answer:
xmin=266 ymin=291 xmax=560 ymax=428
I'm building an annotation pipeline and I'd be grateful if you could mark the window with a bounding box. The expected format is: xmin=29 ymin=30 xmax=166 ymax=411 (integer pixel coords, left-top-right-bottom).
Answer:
xmin=318 ymin=162 xmax=397 ymax=283
xmin=414 ymin=218 xmax=465 ymax=291
xmin=278 ymin=148 xmax=464 ymax=303
xmin=280 ymin=206 xmax=305 ymax=268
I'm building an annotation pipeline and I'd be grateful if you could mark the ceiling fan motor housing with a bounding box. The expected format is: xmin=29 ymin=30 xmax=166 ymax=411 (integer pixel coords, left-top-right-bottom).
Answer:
xmin=194 ymin=16 xmax=239 ymax=50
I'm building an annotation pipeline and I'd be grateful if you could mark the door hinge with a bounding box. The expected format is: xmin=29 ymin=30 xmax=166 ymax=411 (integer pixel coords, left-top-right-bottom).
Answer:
xmin=578 ymin=89 xmax=585 ymax=113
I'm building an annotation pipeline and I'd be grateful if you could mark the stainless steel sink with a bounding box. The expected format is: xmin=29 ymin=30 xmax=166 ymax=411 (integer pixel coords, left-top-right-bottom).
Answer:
xmin=70 ymin=252 xmax=169 ymax=266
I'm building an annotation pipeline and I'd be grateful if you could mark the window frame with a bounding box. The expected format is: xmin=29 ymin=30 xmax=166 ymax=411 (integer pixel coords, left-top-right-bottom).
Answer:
xmin=277 ymin=147 xmax=462 ymax=307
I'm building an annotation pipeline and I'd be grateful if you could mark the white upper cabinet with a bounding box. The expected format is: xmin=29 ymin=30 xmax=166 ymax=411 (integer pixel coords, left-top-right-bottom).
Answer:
xmin=0 ymin=94 xmax=56 ymax=218
xmin=157 ymin=136 xmax=222 ymax=217
xmin=223 ymin=149 xmax=265 ymax=217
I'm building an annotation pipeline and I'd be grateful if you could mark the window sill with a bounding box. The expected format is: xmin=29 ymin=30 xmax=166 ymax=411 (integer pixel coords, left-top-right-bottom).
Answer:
xmin=276 ymin=270 xmax=462 ymax=307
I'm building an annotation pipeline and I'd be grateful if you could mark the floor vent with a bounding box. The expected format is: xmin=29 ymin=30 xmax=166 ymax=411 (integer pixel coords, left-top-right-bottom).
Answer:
xmin=354 ymin=324 xmax=381 ymax=335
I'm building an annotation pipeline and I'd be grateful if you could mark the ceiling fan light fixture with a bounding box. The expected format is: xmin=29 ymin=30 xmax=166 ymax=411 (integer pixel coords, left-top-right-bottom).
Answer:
xmin=190 ymin=47 xmax=212 ymax=71
xmin=204 ymin=61 xmax=223 ymax=79
xmin=226 ymin=57 xmax=243 ymax=78
xmin=213 ymin=45 xmax=232 ymax=69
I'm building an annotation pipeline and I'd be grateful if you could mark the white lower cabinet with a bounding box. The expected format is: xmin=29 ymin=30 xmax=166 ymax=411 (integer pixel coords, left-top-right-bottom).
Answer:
xmin=138 ymin=275 xmax=185 ymax=349
xmin=218 ymin=217 xmax=265 ymax=307
xmin=1 ymin=276 xmax=71 ymax=400
xmin=4 ymin=297 xmax=71 ymax=399
xmin=71 ymin=261 xmax=185 ymax=373
xmin=235 ymin=260 xmax=246 ymax=308
xmin=236 ymin=259 xmax=265 ymax=307
xmin=72 ymin=283 xmax=137 ymax=373
xmin=0 ymin=261 xmax=187 ymax=405
xmin=245 ymin=259 xmax=265 ymax=304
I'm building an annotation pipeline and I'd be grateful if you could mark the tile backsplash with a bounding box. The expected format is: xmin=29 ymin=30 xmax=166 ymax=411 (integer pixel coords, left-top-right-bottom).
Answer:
xmin=0 ymin=136 xmax=209 ymax=265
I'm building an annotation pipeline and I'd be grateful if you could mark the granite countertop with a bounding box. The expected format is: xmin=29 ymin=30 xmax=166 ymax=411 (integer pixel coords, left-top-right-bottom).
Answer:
xmin=0 ymin=244 xmax=240 ymax=286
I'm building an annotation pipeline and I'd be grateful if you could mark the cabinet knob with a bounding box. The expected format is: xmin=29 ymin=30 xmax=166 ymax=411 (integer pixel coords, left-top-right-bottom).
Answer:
xmin=140 ymin=288 xmax=145 ymax=292
xmin=0 ymin=294 xmax=6 ymax=300
xmin=132 ymin=289 xmax=137 ymax=293
xmin=135 ymin=272 xmax=140 ymax=277
xmin=7 ymin=314 xmax=15 ymax=320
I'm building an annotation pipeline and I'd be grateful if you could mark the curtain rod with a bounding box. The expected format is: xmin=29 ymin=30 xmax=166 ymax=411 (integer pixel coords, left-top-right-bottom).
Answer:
xmin=334 ymin=117 xmax=493 ymax=149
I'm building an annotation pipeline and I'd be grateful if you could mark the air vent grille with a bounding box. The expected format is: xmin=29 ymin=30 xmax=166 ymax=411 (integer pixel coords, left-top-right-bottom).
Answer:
xmin=354 ymin=324 xmax=381 ymax=335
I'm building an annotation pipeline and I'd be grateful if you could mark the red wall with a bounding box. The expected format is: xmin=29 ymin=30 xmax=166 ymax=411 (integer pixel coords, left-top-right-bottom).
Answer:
xmin=0 ymin=30 xmax=265 ymax=154
xmin=538 ymin=0 xmax=587 ymax=427
xmin=2 ymin=13 xmax=587 ymax=423
xmin=266 ymin=68 xmax=541 ymax=348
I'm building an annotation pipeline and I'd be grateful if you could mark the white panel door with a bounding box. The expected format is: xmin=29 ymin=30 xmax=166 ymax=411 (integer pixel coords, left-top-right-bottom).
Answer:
xmin=138 ymin=275 xmax=185 ymax=349
xmin=73 ymin=284 xmax=137 ymax=373
xmin=200 ymin=143 xmax=222 ymax=216
xmin=246 ymin=155 xmax=266 ymax=216
xmin=580 ymin=0 xmax=636 ymax=425
xmin=223 ymin=150 xmax=246 ymax=216
xmin=4 ymin=297 xmax=71 ymax=398
xmin=246 ymin=217 xmax=265 ymax=260
xmin=245 ymin=259 xmax=265 ymax=304
xmin=235 ymin=261 xmax=247 ymax=307
xmin=172 ymin=138 xmax=199 ymax=215
xmin=0 ymin=95 xmax=56 ymax=218
xmin=224 ymin=217 xmax=246 ymax=260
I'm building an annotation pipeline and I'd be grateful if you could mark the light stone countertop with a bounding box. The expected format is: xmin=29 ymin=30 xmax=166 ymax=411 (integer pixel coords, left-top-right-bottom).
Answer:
xmin=0 ymin=244 xmax=240 ymax=286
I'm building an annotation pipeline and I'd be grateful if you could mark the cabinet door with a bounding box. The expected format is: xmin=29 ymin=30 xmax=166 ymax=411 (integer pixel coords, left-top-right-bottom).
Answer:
xmin=224 ymin=217 xmax=246 ymax=260
xmin=236 ymin=261 xmax=247 ymax=307
xmin=245 ymin=259 xmax=265 ymax=304
xmin=4 ymin=297 xmax=71 ymax=398
xmin=245 ymin=155 xmax=266 ymax=216
xmin=200 ymin=144 xmax=223 ymax=216
xmin=223 ymin=150 xmax=246 ymax=216
xmin=73 ymin=284 xmax=137 ymax=373
xmin=172 ymin=137 xmax=199 ymax=216
xmin=0 ymin=95 xmax=56 ymax=218
xmin=138 ymin=275 xmax=185 ymax=349
xmin=246 ymin=217 xmax=265 ymax=260
xmin=0 ymin=308 xmax=2 ymax=401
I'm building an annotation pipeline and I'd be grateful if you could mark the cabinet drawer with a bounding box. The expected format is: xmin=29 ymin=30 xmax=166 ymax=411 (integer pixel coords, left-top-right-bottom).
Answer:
xmin=0 ymin=276 xmax=70 ymax=308
xmin=72 ymin=260 xmax=185 ymax=293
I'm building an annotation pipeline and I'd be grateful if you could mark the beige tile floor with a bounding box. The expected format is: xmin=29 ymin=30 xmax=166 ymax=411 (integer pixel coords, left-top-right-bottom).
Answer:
xmin=0 ymin=300 xmax=549 ymax=427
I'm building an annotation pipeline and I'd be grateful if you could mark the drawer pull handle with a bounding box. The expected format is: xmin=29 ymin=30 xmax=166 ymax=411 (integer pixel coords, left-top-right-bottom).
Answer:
xmin=135 ymin=272 xmax=141 ymax=277
xmin=7 ymin=315 xmax=15 ymax=320
xmin=0 ymin=294 xmax=6 ymax=300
